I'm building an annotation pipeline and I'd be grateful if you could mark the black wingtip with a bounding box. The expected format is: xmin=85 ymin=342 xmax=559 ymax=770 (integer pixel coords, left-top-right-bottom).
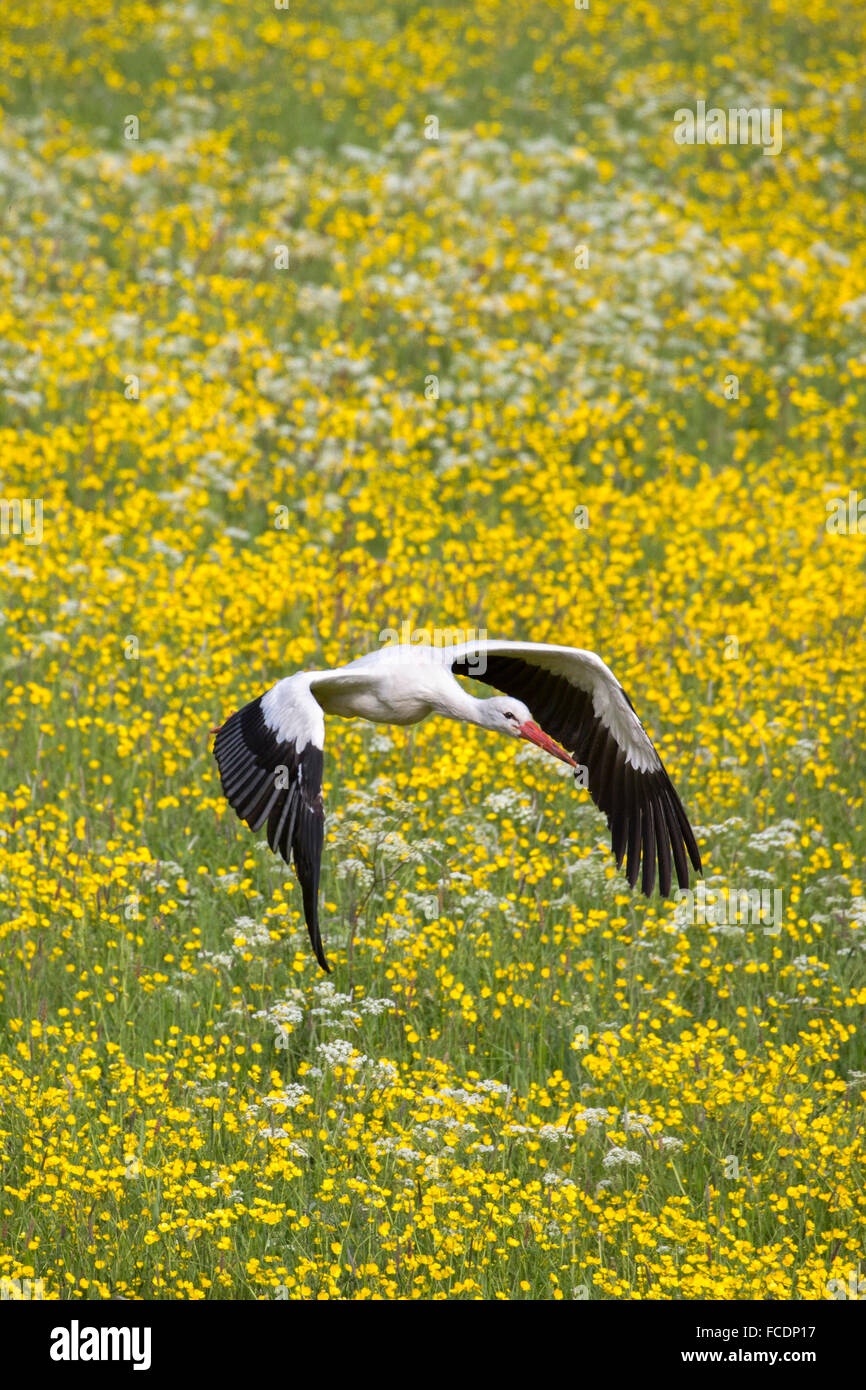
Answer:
xmin=310 ymin=926 xmax=332 ymax=974
xmin=611 ymin=765 xmax=702 ymax=901
xmin=665 ymin=776 xmax=702 ymax=876
xmin=640 ymin=796 xmax=656 ymax=897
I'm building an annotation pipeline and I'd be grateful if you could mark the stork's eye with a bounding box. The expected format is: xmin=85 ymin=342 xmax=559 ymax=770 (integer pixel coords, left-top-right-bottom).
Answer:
xmin=504 ymin=711 xmax=519 ymax=723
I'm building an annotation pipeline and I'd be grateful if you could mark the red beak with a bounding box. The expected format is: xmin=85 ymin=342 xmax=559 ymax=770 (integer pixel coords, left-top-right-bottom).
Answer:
xmin=518 ymin=720 xmax=577 ymax=768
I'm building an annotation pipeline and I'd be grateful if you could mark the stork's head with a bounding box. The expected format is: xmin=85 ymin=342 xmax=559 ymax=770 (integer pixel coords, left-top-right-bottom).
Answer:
xmin=483 ymin=697 xmax=577 ymax=767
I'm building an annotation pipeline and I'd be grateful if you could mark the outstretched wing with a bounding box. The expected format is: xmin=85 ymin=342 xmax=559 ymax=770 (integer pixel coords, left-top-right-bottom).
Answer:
xmin=212 ymin=676 xmax=329 ymax=971
xmin=446 ymin=640 xmax=701 ymax=897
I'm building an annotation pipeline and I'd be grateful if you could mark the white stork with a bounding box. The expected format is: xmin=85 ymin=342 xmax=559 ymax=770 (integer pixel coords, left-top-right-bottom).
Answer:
xmin=212 ymin=639 xmax=701 ymax=971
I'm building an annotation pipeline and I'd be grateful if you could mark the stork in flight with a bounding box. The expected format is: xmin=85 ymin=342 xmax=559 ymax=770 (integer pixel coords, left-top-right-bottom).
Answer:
xmin=212 ymin=639 xmax=701 ymax=971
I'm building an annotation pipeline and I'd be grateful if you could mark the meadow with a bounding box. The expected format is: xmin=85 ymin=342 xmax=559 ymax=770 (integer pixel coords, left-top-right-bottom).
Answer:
xmin=0 ymin=0 xmax=865 ymax=1300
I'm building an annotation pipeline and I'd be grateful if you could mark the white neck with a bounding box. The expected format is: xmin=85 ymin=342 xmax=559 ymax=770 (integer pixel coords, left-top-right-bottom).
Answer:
xmin=430 ymin=680 xmax=494 ymax=729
